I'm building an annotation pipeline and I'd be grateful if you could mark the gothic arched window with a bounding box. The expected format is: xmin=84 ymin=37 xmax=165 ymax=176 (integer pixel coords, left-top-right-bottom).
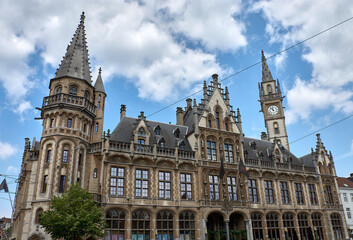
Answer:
xmin=157 ymin=211 xmax=174 ymax=240
xmin=273 ymin=122 xmax=279 ymax=134
xmin=179 ymin=211 xmax=195 ymax=240
xmin=132 ymin=210 xmax=151 ymax=240
xmin=251 ymin=213 xmax=264 ymax=240
xmin=105 ymin=209 xmax=126 ymax=240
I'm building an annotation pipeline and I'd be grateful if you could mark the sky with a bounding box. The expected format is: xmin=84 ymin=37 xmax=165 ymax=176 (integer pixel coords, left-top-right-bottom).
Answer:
xmin=1 ymin=0 xmax=353 ymax=217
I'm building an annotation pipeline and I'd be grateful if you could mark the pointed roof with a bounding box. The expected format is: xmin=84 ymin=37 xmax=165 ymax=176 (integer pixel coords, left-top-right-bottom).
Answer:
xmin=261 ymin=50 xmax=274 ymax=82
xmin=94 ymin=67 xmax=105 ymax=93
xmin=55 ymin=12 xmax=92 ymax=84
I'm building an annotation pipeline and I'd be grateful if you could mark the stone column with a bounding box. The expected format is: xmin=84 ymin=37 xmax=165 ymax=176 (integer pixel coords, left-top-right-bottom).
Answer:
xmin=201 ymin=219 xmax=207 ymax=240
xmin=246 ymin=219 xmax=253 ymax=240
xmin=225 ymin=220 xmax=230 ymax=240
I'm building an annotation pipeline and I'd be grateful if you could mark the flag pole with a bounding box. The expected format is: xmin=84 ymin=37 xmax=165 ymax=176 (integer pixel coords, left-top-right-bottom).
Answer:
xmin=6 ymin=178 xmax=14 ymax=224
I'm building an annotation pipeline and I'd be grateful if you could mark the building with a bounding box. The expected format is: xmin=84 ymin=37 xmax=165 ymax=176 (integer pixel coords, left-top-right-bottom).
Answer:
xmin=0 ymin=217 xmax=11 ymax=240
xmin=338 ymin=175 xmax=353 ymax=238
xmin=11 ymin=13 xmax=348 ymax=240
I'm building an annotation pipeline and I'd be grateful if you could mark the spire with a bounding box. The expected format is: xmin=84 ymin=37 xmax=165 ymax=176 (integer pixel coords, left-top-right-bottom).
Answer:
xmin=261 ymin=50 xmax=274 ymax=82
xmin=55 ymin=12 xmax=92 ymax=84
xmin=94 ymin=67 xmax=105 ymax=93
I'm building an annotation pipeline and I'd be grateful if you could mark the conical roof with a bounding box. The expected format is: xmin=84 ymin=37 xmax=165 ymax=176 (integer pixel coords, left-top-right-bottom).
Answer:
xmin=261 ymin=50 xmax=274 ymax=82
xmin=94 ymin=67 xmax=105 ymax=93
xmin=55 ymin=12 xmax=92 ymax=84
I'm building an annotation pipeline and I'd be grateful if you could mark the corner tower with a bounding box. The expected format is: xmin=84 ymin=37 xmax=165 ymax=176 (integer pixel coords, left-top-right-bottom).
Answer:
xmin=259 ymin=51 xmax=289 ymax=150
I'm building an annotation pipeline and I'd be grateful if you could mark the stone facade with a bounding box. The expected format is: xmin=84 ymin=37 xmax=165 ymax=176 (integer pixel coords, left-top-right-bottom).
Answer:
xmin=11 ymin=13 xmax=348 ymax=240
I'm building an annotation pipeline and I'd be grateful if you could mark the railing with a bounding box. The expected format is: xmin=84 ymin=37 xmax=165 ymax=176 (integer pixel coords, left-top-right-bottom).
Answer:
xmin=43 ymin=93 xmax=96 ymax=116
xmin=178 ymin=150 xmax=195 ymax=160
xmin=134 ymin=144 xmax=153 ymax=154
xmin=90 ymin=142 xmax=102 ymax=153
xmin=29 ymin=151 xmax=39 ymax=160
xmin=244 ymin=158 xmax=317 ymax=174
xmin=260 ymin=92 xmax=282 ymax=101
xmin=157 ymin=147 xmax=175 ymax=157
xmin=109 ymin=141 xmax=130 ymax=152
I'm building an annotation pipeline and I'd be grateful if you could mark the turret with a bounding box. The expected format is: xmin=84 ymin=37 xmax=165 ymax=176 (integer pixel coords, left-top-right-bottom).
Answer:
xmin=93 ymin=67 xmax=106 ymax=142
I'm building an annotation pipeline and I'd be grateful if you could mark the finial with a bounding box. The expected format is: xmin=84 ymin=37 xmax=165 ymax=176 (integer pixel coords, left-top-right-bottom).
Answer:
xmin=99 ymin=67 xmax=102 ymax=74
xmin=212 ymin=74 xmax=218 ymax=82
xmin=80 ymin=12 xmax=85 ymax=23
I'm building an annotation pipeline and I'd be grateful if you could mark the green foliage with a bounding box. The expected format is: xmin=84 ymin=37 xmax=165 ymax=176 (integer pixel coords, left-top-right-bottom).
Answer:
xmin=40 ymin=184 xmax=106 ymax=240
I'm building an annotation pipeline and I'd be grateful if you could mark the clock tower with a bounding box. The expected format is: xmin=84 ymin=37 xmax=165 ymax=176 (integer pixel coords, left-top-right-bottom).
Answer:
xmin=259 ymin=50 xmax=290 ymax=150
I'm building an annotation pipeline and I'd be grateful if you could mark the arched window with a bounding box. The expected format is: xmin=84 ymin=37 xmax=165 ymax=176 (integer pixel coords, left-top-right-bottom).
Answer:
xmin=105 ymin=209 xmax=126 ymax=240
xmin=331 ymin=213 xmax=344 ymax=239
xmin=132 ymin=210 xmax=150 ymax=240
xmin=157 ymin=211 xmax=174 ymax=240
xmin=251 ymin=213 xmax=264 ymax=240
xmin=98 ymin=94 xmax=101 ymax=109
xmin=298 ymin=213 xmax=309 ymax=239
xmin=84 ymin=90 xmax=90 ymax=99
xmin=277 ymin=139 xmax=281 ymax=145
xmin=42 ymin=175 xmax=48 ymax=193
xmin=179 ymin=211 xmax=195 ymax=240
xmin=138 ymin=128 xmax=146 ymax=136
xmin=312 ymin=213 xmax=324 ymax=240
xmin=216 ymin=111 xmax=220 ymax=129
xmin=55 ymin=85 xmax=62 ymax=94
xmin=282 ymin=213 xmax=295 ymax=240
xmin=93 ymin=168 xmax=97 ymax=179
xmin=266 ymin=213 xmax=280 ymax=240
xmin=35 ymin=208 xmax=43 ymax=224
xmin=274 ymin=122 xmax=279 ymax=134
xmin=69 ymin=86 xmax=78 ymax=95
xmin=95 ymin=123 xmax=99 ymax=132
xmin=267 ymin=84 xmax=272 ymax=94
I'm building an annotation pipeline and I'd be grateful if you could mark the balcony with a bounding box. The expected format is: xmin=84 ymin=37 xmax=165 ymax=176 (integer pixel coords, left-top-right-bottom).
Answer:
xmin=42 ymin=93 xmax=96 ymax=117
xmin=260 ymin=92 xmax=282 ymax=101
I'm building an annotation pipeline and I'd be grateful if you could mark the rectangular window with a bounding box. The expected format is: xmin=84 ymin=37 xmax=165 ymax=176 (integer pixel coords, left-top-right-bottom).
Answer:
xmin=308 ymin=184 xmax=318 ymax=205
xmin=209 ymin=175 xmax=220 ymax=200
xmin=207 ymin=141 xmax=217 ymax=161
xmin=50 ymin=118 xmax=54 ymax=128
xmin=158 ymin=171 xmax=171 ymax=199
xmin=224 ymin=144 xmax=234 ymax=163
xmin=280 ymin=182 xmax=290 ymax=204
xmin=264 ymin=180 xmax=275 ymax=203
xmin=180 ymin=173 xmax=192 ymax=200
xmin=67 ymin=118 xmax=72 ymax=128
xmin=248 ymin=179 xmax=258 ymax=203
xmin=347 ymin=208 xmax=352 ymax=219
xmin=83 ymin=123 xmax=87 ymax=133
xmin=59 ymin=175 xmax=66 ymax=193
xmin=326 ymin=185 xmax=334 ymax=205
xmin=135 ymin=169 xmax=149 ymax=197
xmin=295 ymin=183 xmax=304 ymax=204
xmin=227 ymin=176 xmax=237 ymax=201
xmin=62 ymin=150 xmax=68 ymax=163
xmin=343 ymin=193 xmax=348 ymax=202
xmin=42 ymin=175 xmax=48 ymax=193
xmin=46 ymin=150 xmax=51 ymax=163
xmin=110 ymin=167 xmax=125 ymax=196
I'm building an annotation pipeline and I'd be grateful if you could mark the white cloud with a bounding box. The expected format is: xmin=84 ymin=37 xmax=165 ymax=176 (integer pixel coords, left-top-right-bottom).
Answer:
xmin=0 ymin=0 xmax=247 ymax=108
xmin=0 ymin=142 xmax=18 ymax=160
xmin=253 ymin=0 xmax=353 ymax=124
xmin=6 ymin=165 xmax=19 ymax=174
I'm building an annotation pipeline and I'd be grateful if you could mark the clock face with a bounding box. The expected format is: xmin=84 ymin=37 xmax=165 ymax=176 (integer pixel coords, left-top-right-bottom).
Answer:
xmin=268 ymin=105 xmax=279 ymax=115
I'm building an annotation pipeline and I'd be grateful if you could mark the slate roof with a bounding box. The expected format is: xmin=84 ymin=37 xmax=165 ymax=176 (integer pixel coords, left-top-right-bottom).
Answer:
xmin=337 ymin=177 xmax=353 ymax=188
xmin=55 ymin=12 xmax=92 ymax=84
xmin=94 ymin=68 xmax=105 ymax=93
xmin=243 ymin=137 xmax=309 ymax=166
xmin=110 ymin=117 xmax=192 ymax=150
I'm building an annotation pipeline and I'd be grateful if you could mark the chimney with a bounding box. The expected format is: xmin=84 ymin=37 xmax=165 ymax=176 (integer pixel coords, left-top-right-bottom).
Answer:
xmin=261 ymin=132 xmax=268 ymax=141
xmin=120 ymin=104 xmax=126 ymax=120
xmin=186 ymin=98 xmax=192 ymax=109
xmin=176 ymin=107 xmax=184 ymax=125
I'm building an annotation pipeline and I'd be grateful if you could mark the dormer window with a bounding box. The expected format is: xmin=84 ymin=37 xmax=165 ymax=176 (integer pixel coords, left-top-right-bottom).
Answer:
xmin=174 ymin=128 xmax=180 ymax=138
xmin=244 ymin=150 xmax=248 ymax=160
xmin=138 ymin=128 xmax=145 ymax=136
xmin=69 ymin=86 xmax=78 ymax=95
xmin=159 ymin=138 xmax=165 ymax=148
xmin=155 ymin=126 xmax=161 ymax=135
xmin=179 ymin=141 xmax=185 ymax=150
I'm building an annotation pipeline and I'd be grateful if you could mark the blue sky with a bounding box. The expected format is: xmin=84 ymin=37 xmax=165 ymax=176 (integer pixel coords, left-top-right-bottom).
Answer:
xmin=1 ymin=0 xmax=353 ymax=217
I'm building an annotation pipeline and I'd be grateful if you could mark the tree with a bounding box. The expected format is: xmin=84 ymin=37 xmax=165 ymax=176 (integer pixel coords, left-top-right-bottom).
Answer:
xmin=40 ymin=184 xmax=106 ymax=240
